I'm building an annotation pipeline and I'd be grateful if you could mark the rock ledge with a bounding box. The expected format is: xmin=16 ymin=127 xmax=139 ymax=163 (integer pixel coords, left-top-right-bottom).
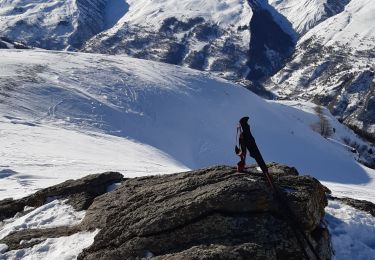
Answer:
xmin=0 ymin=164 xmax=332 ymax=259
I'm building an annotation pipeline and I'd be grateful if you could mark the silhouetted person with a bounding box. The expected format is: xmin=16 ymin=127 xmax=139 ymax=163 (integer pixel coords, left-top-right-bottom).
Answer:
xmin=237 ymin=116 xmax=268 ymax=174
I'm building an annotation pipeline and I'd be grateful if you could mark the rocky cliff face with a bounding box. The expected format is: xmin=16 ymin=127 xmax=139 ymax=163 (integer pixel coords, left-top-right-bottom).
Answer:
xmin=0 ymin=164 xmax=332 ymax=259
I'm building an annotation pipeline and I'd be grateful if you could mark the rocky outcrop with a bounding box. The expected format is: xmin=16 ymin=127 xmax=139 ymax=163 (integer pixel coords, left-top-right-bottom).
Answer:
xmin=1 ymin=226 xmax=81 ymax=251
xmin=0 ymin=164 xmax=331 ymax=259
xmin=329 ymin=196 xmax=375 ymax=217
xmin=0 ymin=37 xmax=28 ymax=49
xmin=0 ymin=172 xmax=123 ymax=221
xmin=78 ymin=164 xmax=330 ymax=260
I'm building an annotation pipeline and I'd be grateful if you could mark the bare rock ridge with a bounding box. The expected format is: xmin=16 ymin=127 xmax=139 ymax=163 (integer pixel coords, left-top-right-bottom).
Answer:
xmin=77 ymin=164 xmax=332 ymax=260
xmin=329 ymin=196 xmax=375 ymax=218
xmin=0 ymin=37 xmax=28 ymax=49
xmin=0 ymin=164 xmax=332 ymax=259
xmin=0 ymin=171 xmax=124 ymax=221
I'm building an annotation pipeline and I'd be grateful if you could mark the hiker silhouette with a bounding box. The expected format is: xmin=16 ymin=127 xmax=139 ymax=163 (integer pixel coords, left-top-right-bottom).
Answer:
xmin=236 ymin=116 xmax=268 ymax=173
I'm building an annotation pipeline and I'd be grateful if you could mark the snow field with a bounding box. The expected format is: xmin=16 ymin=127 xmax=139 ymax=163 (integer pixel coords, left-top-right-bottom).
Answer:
xmin=0 ymin=200 xmax=85 ymax=240
xmin=0 ymin=230 xmax=99 ymax=260
xmin=325 ymin=200 xmax=375 ymax=260
xmin=121 ymin=0 xmax=252 ymax=29
xmin=268 ymin=100 xmax=375 ymax=203
xmin=1 ymin=49 xmax=375 ymax=200
xmin=0 ymin=199 xmax=93 ymax=260
xmin=300 ymin=0 xmax=375 ymax=51
xmin=0 ymin=116 xmax=187 ymax=200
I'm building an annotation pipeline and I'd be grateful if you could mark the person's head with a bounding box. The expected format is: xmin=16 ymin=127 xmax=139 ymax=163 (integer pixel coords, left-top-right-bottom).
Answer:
xmin=239 ymin=116 xmax=249 ymax=127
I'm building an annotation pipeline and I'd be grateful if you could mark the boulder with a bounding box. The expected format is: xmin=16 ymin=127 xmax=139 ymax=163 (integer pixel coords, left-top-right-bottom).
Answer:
xmin=78 ymin=165 xmax=330 ymax=260
xmin=0 ymin=172 xmax=124 ymax=221
xmin=329 ymin=196 xmax=375 ymax=217
xmin=0 ymin=165 xmax=331 ymax=259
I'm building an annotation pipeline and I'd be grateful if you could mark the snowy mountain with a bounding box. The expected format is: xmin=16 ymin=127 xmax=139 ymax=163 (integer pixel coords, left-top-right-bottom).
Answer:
xmin=1 ymin=49 xmax=375 ymax=259
xmin=0 ymin=0 xmax=107 ymax=50
xmin=269 ymin=0 xmax=351 ymax=35
xmin=82 ymin=0 xmax=357 ymax=81
xmin=0 ymin=0 xmax=296 ymax=80
xmin=83 ymin=0 xmax=294 ymax=79
xmin=1 ymin=0 xmax=373 ymax=137
xmin=266 ymin=0 xmax=375 ymax=135
xmin=1 ymin=49 xmax=374 ymax=202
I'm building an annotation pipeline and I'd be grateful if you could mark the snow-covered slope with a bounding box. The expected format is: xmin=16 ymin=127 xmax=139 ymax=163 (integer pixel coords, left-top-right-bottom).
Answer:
xmin=1 ymin=49 xmax=375 ymax=203
xmin=83 ymin=0 xmax=296 ymax=81
xmin=83 ymin=0 xmax=253 ymax=79
xmin=266 ymin=0 xmax=375 ymax=135
xmin=0 ymin=0 xmax=107 ymax=50
xmin=120 ymin=0 xmax=252 ymax=29
xmin=270 ymin=100 xmax=375 ymax=200
xmin=300 ymin=0 xmax=375 ymax=50
xmin=325 ymin=200 xmax=375 ymax=260
xmin=269 ymin=0 xmax=350 ymax=35
xmin=0 ymin=0 xmax=297 ymax=80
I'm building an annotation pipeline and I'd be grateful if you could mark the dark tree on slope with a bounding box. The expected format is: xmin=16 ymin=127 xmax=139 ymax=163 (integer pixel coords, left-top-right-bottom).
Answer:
xmin=312 ymin=106 xmax=333 ymax=138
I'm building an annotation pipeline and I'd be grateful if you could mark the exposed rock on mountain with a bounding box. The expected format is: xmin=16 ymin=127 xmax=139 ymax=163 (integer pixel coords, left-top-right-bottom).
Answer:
xmin=0 ymin=164 xmax=332 ymax=259
xmin=0 ymin=37 xmax=28 ymax=49
xmin=0 ymin=172 xmax=123 ymax=221
xmin=330 ymin=196 xmax=375 ymax=217
xmin=78 ymin=164 xmax=331 ymax=260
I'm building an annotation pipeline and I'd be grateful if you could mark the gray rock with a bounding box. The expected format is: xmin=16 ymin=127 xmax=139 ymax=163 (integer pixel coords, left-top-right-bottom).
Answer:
xmin=78 ymin=165 xmax=330 ymax=260
xmin=152 ymin=243 xmax=275 ymax=260
xmin=0 ymin=165 xmax=331 ymax=259
xmin=1 ymin=226 xmax=80 ymax=251
xmin=329 ymin=196 xmax=375 ymax=217
xmin=0 ymin=172 xmax=124 ymax=221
